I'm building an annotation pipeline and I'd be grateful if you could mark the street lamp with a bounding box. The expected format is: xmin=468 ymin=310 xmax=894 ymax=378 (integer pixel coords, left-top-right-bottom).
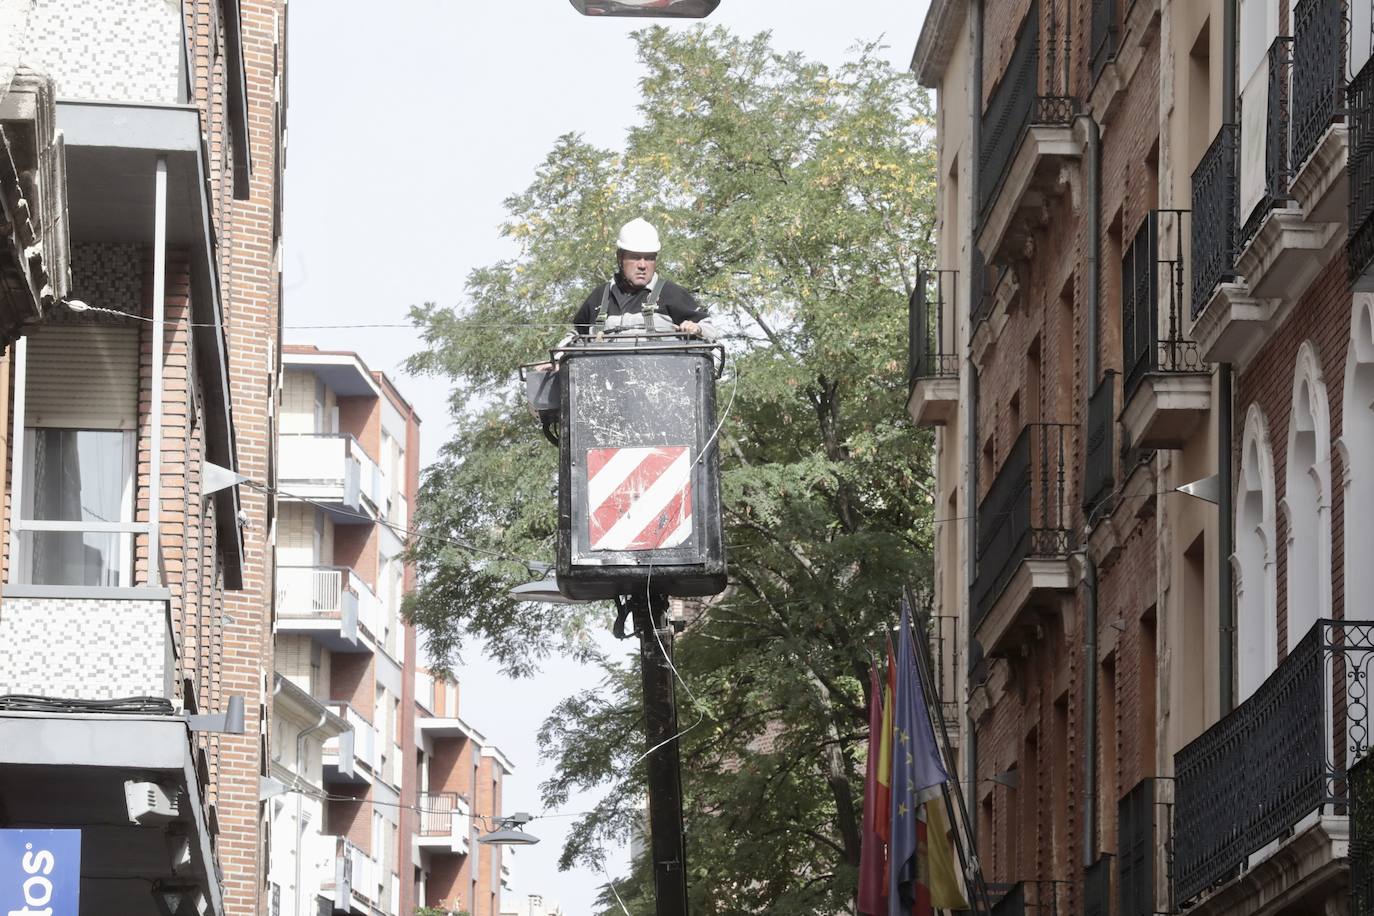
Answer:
xmin=507 ymin=564 xmax=590 ymax=605
xmin=569 ymin=0 xmax=720 ymax=17
xmin=478 ymin=812 xmax=541 ymax=846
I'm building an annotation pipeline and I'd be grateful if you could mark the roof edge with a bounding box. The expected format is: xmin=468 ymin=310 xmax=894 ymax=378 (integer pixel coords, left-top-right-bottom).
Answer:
xmin=910 ymin=0 xmax=968 ymax=89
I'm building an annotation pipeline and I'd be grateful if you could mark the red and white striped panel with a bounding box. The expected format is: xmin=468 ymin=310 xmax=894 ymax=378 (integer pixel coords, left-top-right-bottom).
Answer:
xmin=586 ymin=445 xmax=693 ymax=551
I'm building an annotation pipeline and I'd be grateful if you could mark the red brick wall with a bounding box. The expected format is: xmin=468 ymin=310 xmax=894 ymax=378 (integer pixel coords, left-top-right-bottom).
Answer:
xmin=215 ymin=2 xmax=286 ymax=910
xmin=1234 ymin=254 xmax=1351 ymax=642
xmin=970 ymin=0 xmax=1163 ymax=897
xmin=338 ymin=395 xmax=381 ymax=463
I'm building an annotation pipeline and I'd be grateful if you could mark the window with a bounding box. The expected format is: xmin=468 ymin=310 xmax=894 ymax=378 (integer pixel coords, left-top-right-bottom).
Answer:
xmin=1284 ymin=343 xmax=1332 ymax=645
xmin=11 ymin=325 xmax=140 ymax=587
xmin=17 ymin=428 xmax=135 ymax=585
xmin=1236 ymin=405 xmax=1277 ymax=702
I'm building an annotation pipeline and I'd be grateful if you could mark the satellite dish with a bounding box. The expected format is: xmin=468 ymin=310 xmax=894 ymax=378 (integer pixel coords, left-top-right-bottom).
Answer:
xmin=570 ymin=0 xmax=721 ymax=18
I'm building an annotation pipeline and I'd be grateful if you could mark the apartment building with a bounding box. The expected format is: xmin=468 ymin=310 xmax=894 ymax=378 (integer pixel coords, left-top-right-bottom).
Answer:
xmin=414 ymin=668 xmax=514 ymax=916
xmin=910 ymin=0 xmax=1371 ymax=913
xmin=0 ymin=2 xmax=285 ymax=915
xmin=271 ymin=345 xmax=421 ymax=916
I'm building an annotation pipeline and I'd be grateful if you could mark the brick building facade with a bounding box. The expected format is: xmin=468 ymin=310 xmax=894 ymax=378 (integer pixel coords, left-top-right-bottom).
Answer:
xmin=911 ymin=0 xmax=1372 ymax=912
xmin=0 ymin=2 xmax=286 ymax=915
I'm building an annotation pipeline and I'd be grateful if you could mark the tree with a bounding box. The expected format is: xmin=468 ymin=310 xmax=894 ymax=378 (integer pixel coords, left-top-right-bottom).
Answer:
xmin=405 ymin=25 xmax=937 ymax=914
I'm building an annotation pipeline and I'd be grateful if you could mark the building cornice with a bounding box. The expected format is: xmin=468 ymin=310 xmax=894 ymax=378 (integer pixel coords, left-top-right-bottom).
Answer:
xmin=910 ymin=0 xmax=968 ymax=89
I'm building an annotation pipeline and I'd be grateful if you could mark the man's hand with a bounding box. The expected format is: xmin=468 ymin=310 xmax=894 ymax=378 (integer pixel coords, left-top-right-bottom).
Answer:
xmin=678 ymin=320 xmax=701 ymax=337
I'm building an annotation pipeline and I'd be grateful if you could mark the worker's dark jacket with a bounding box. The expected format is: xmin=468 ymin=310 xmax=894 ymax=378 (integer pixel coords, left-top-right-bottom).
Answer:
xmin=571 ymin=273 xmax=708 ymax=336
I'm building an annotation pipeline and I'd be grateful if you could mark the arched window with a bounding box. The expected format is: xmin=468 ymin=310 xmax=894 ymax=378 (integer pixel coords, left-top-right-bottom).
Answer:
xmin=1284 ymin=343 xmax=1332 ymax=648
xmin=1236 ymin=405 xmax=1277 ymax=702
xmin=1343 ymin=295 xmax=1374 ymax=612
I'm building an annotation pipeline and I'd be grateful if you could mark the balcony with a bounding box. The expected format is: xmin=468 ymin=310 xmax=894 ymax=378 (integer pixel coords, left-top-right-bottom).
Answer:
xmin=27 ymin=1 xmax=187 ymax=106
xmin=1171 ymin=620 xmax=1368 ymax=912
xmin=275 ymin=565 xmax=367 ymax=652
xmin=1351 ymin=54 xmax=1374 ymax=286
xmin=322 ymin=836 xmax=376 ymax=913
xmin=906 ymin=267 xmax=960 ymax=426
xmin=0 ymin=586 xmax=224 ymax=916
xmin=990 ymin=880 xmax=1070 ymax=916
xmin=976 ymin=2 xmax=1081 ymax=268
xmin=1290 ymin=0 xmax=1347 ymax=225
xmin=972 ymin=423 xmax=1074 ymax=656
xmin=278 ymin=433 xmax=378 ymax=522
xmin=416 ymin=790 xmax=472 ymax=856
xmin=1083 ymin=374 xmax=1116 ymax=520
xmin=323 ymin=702 xmax=379 ymax=784
xmin=1119 ymin=211 xmax=1209 ymax=451
xmin=1089 ymin=0 xmax=1118 ymax=83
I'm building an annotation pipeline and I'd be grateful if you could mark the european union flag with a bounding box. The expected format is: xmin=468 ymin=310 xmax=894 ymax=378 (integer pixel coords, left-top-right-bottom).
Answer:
xmin=888 ymin=601 xmax=949 ymax=914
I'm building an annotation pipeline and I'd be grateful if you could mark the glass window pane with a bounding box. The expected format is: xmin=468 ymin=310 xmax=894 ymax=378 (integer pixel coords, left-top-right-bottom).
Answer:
xmin=24 ymin=429 xmax=129 ymax=522
xmin=17 ymin=530 xmax=131 ymax=587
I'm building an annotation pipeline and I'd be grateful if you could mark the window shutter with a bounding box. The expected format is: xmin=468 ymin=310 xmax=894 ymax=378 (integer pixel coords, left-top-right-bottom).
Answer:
xmin=25 ymin=324 xmax=139 ymax=429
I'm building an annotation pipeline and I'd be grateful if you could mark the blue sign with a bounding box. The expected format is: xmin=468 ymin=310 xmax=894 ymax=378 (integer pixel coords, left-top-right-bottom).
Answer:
xmin=0 ymin=830 xmax=80 ymax=916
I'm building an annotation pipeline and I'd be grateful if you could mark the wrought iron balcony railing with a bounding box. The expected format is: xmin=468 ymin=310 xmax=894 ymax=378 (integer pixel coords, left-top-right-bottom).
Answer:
xmin=1240 ymin=36 xmax=1293 ymax=245
xmin=1190 ymin=126 xmax=1239 ymax=318
xmin=1351 ymin=54 xmax=1374 ymax=280
xmin=1090 ymin=0 xmax=1119 ymax=82
xmin=1083 ymin=373 xmax=1115 ymax=517
xmin=990 ymin=879 xmax=1071 ymax=916
xmin=1291 ymin=0 xmax=1344 ymax=174
xmin=1173 ymin=620 xmax=1374 ymax=905
xmin=909 ymin=267 xmax=959 ymax=387
xmin=973 ymin=422 xmax=1073 ymax=631
xmin=978 ymin=1 xmax=1078 ymax=224
xmin=1124 ymin=210 xmax=1202 ymax=399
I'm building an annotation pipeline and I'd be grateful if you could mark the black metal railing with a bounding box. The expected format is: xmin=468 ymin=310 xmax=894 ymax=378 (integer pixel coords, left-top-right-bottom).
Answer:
xmin=973 ymin=422 xmax=1073 ymax=630
xmin=1241 ymin=36 xmax=1293 ymax=245
xmin=1351 ymin=55 xmax=1374 ymax=281
xmin=1352 ymin=753 xmax=1374 ymax=916
xmin=1124 ymin=210 xmax=1202 ymax=400
xmin=1118 ymin=778 xmax=1156 ymax=916
xmin=1173 ymin=620 xmax=1374 ymax=905
xmin=1084 ymin=856 xmax=1112 ymax=916
xmin=1083 ymin=373 xmax=1115 ymax=516
xmin=909 ymin=268 xmax=960 ymax=388
xmin=978 ymin=2 xmax=1078 ymax=223
xmin=1090 ymin=0 xmax=1119 ymax=82
xmin=991 ymin=879 xmax=1071 ymax=916
xmin=1291 ymin=0 xmax=1344 ymax=174
xmin=1191 ymin=126 xmax=1239 ymax=318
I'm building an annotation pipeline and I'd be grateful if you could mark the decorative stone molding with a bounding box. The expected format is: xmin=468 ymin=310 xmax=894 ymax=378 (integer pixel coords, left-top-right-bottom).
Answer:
xmin=975 ymin=124 xmax=1083 ymax=269
xmin=1290 ymin=123 xmax=1347 ymax=226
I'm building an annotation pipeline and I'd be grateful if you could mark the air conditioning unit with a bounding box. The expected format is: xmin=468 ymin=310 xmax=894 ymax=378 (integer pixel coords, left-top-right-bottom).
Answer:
xmin=125 ymin=780 xmax=181 ymax=826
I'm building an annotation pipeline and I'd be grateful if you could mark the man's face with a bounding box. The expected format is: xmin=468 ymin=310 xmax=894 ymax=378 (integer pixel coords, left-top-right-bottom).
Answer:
xmin=619 ymin=250 xmax=657 ymax=288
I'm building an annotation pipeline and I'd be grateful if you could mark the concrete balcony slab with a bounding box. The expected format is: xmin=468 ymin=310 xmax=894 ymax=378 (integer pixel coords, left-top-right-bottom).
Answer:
xmin=976 ymin=124 xmax=1082 ymax=269
xmin=1192 ymin=282 xmax=1270 ymax=365
xmin=1121 ymin=372 xmax=1212 ymax=450
xmin=974 ymin=557 xmax=1074 ymax=659
xmin=906 ymin=375 xmax=959 ymax=426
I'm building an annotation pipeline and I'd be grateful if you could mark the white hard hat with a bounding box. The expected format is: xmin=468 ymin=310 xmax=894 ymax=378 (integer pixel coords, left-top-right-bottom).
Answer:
xmin=616 ymin=217 xmax=661 ymax=253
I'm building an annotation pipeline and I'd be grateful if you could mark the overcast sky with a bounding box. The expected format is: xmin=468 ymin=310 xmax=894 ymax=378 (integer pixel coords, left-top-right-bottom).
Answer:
xmin=284 ymin=1 xmax=929 ymax=910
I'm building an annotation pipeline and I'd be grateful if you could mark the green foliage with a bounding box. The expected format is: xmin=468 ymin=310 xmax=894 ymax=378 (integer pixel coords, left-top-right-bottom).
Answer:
xmin=404 ymin=25 xmax=937 ymax=915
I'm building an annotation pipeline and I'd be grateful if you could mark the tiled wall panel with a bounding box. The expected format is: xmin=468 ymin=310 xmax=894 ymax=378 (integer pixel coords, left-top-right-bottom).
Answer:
xmin=0 ymin=596 xmax=170 ymax=698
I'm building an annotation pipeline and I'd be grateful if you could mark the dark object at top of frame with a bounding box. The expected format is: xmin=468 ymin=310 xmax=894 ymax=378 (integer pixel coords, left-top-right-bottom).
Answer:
xmin=571 ymin=0 xmax=720 ymax=18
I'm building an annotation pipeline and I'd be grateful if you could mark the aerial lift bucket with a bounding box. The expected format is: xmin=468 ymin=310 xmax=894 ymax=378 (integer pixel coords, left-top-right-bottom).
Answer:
xmin=552 ymin=334 xmax=727 ymax=600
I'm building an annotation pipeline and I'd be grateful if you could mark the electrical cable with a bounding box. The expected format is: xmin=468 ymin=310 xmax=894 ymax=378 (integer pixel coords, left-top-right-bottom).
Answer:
xmin=633 ymin=570 xmax=708 ymax=766
xmin=599 ymin=852 xmax=634 ymax=916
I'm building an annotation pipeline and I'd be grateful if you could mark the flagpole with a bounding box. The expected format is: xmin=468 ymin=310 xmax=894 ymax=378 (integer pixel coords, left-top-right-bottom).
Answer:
xmin=904 ymin=589 xmax=995 ymax=916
